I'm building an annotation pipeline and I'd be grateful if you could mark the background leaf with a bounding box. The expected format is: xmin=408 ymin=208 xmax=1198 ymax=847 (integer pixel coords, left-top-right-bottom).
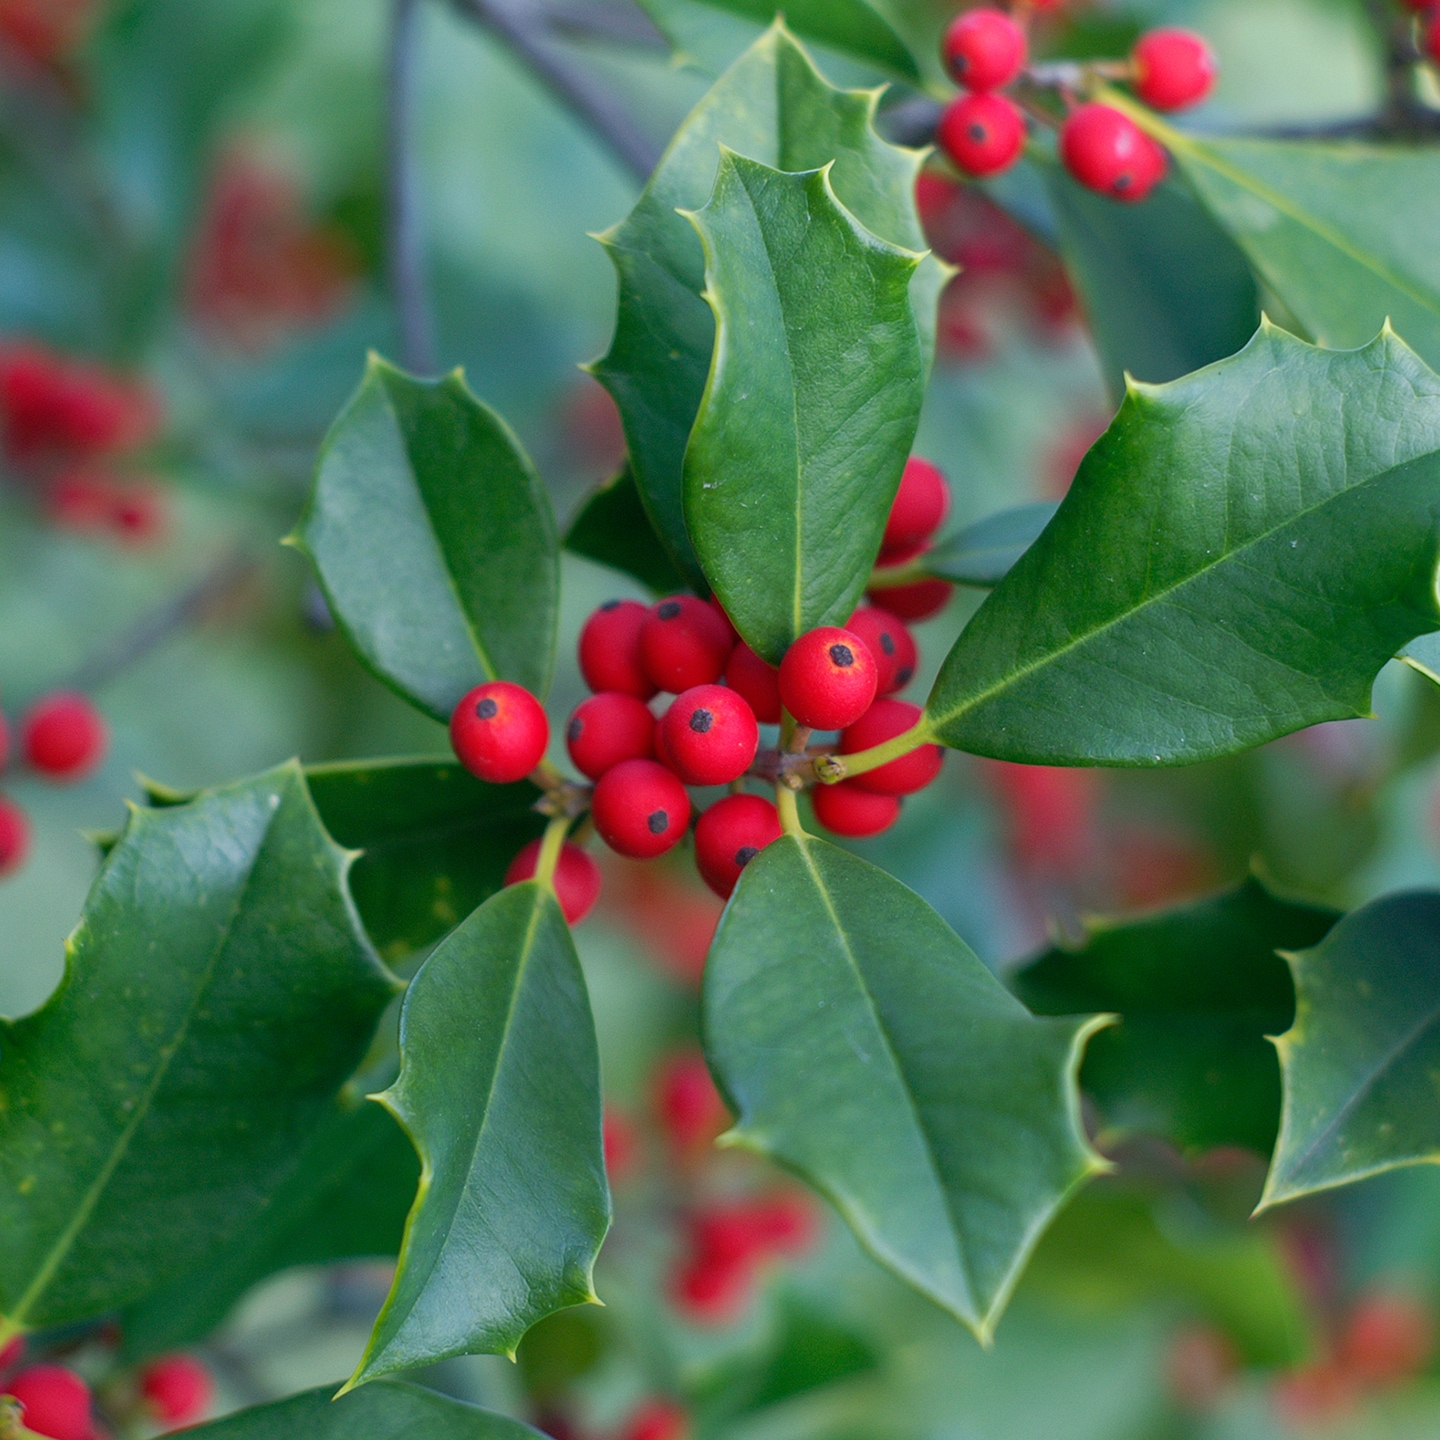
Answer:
xmin=350 ymin=881 xmax=610 ymax=1386
xmin=563 ymin=467 xmax=689 ymax=595
xmin=683 ymin=154 xmax=923 ymax=661
xmin=924 ymin=324 xmax=1440 ymax=765
xmin=920 ymin=502 xmax=1059 ymax=590
xmin=703 ymin=834 xmax=1106 ymax=1340
xmin=292 ymin=357 xmax=559 ymax=721
xmin=0 ymin=764 xmax=396 ymax=1332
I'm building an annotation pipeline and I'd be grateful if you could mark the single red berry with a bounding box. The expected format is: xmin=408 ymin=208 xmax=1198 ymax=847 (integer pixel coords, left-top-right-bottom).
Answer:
xmin=1060 ymin=103 xmax=1168 ymax=203
xmin=0 ymin=796 xmax=30 ymax=878
xmin=449 ymin=681 xmax=548 ymax=784
xmin=21 ymin=692 xmax=107 ymax=781
xmin=846 ymin=607 xmax=917 ymax=695
xmin=779 ymin=627 xmax=879 ymax=731
xmin=1132 ymin=28 xmax=1216 ymax=111
xmin=937 ymin=92 xmax=1027 ymax=178
xmin=694 ymin=794 xmax=783 ymax=898
xmin=689 ymin=1203 xmax=772 ymax=1270
xmin=707 ymin=594 xmax=739 ymax=643
xmin=671 ymin=1247 xmax=754 ymax=1323
xmin=881 ymin=458 xmax=951 ymax=564
xmin=654 ymin=1048 xmax=729 ymax=1152
xmin=619 ymin=1399 xmax=689 ymax=1440
xmin=603 ymin=1106 xmax=640 ymax=1181
xmin=4 ymin=1365 xmax=92 ymax=1440
xmin=746 ymin=1191 xmax=820 ymax=1257
xmin=841 ymin=699 xmax=944 ymax=796
xmin=1426 ymin=12 xmax=1440 ymax=66
xmin=868 ymin=577 xmax=954 ymax=621
xmin=723 ymin=643 xmax=782 ymax=724
xmin=942 ymin=7 xmax=1027 ymax=91
xmin=641 ymin=596 xmax=734 ymax=693
xmin=139 ymin=1354 xmax=214 ymax=1427
xmin=661 ymin=685 xmax=759 ymax=787
xmin=565 ymin=691 xmax=655 ymax=780
xmin=811 ymin=781 xmax=901 ymax=838
xmin=579 ymin=599 xmax=656 ymax=700
xmin=504 ymin=839 xmax=603 ymax=925
xmin=1340 ymin=1289 xmax=1435 ymax=1387
xmin=592 ymin=758 xmax=691 ymax=859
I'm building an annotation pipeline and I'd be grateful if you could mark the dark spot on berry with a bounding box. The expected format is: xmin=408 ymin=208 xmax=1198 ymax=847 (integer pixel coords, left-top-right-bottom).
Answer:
xmin=601 ymin=599 xmax=622 ymax=611
xmin=1114 ymin=172 xmax=1134 ymax=192
xmin=968 ymin=122 xmax=987 ymax=142
xmin=476 ymin=697 xmax=499 ymax=720
xmin=829 ymin=643 xmax=855 ymax=668
xmin=735 ymin=845 xmax=759 ymax=868
xmin=880 ymin=633 xmax=896 ymax=656
xmin=689 ymin=708 xmax=713 ymax=733
xmin=896 ymin=665 xmax=914 ymax=687
xmin=657 ymin=601 xmax=682 ymax=620
xmin=647 ymin=809 xmax=669 ymax=835
xmin=567 ymin=717 xmax=583 ymax=743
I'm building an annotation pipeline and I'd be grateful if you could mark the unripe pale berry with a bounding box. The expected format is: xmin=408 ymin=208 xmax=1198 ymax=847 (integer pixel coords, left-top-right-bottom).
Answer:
xmin=592 ymin=758 xmax=691 ymax=859
xmin=779 ymin=627 xmax=879 ymax=731
xmin=847 ymin=606 xmax=917 ymax=695
xmin=641 ymin=596 xmax=734 ymax=693
xmin=22 ymin=692 xmax=106 ymax=781
xmin=662 ymin=685 xmax=759 ymax=786
xmin=4 ymin=1365 xmax=92 ymax=1440
xmin=942 ymin=8 xmax=1027 ymax=91
xmin=724 ymin=642 xmax=782 ymax=724
xmin=449 ymin=681 xmax=549 ymax=784
xmin=1060 ymin=104 xmax=1167 ymax=203
xmin=504 ymin=838 xmax=603 ymax=924
xmin=937 ymin=92 xmax=1026 ymax=178
xmin=1132 ymin=29 xmax=1217 ymax=111
xmin=579 ymin=599 xmax=656 ymax=699
xmin=694 ymin=794 xmax=783 ymax=898
xmin=139 ymin=1354 xmax=214 ymax=1427
xmin=654 ymin=1048 xmax=729 ymax=1152
xmin=566 ymin=691 xmax=655 ymax=780
xmin=867 ymin=577 xmax=954 ymax=621
xmin=841 ymin=699 xmax=944 ymax=796
xmin=811 ymin=780 xmax=902 ymax=837
xmin=881 ymin=457 xmax=951 ymax=563
xmin=0 ymin=797 xmax=30 ymax=878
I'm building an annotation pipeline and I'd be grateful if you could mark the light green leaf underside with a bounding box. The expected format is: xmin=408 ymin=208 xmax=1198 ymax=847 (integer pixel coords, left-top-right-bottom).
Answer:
xmin=703 ymin=834 xmax=1106 ymax=1340
xmin=921 ymin=502 xmax=1059 ymax=590
xmin=1401 ymin=630 xmax=1440 ymax=686
xmin=924 ymin=324 xmax=1440 ymax=766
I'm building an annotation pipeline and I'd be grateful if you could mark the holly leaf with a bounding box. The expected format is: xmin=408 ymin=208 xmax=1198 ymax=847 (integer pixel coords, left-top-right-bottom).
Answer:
xmin=1014 ymin=877 xmax=1339 ymax=1155
xmin=590 ymin=22 xmax=939 ymax=596
xmin=563 ymin=467 xmax=689 ymax=595
xmin=290 ymin=356 xmax=559 ymax=721
xmin=348 ymin=881 xmax=610 ymax=1387
xmin=921 ymin=503 xmax=1059 ymax=590
xmin=0 ymin=763 xmax=397 ymax=1334
xmin=923 ymin=323 xmax=1440 ymax=765
xmin=683 ymin=154 xmax=924 ymax=661
xmin=703 ymin=834 xmax=1108 ymax=1340
xmin=180 ymin=1380 xmax=544 ymax=1439
xmin=1260 ymin=891 xmax=1440 ymax=1210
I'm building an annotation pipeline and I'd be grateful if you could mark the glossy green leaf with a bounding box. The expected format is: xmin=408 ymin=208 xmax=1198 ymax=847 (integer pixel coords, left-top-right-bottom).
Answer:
xmin=563 ymin=467 xmax=689 ymax=595
xmin=291 ymin=356 xmax=559 ymax=721
xmin=1041 ymin=166 xmax=1259 ymax=402
xmin=350 ymin=881 xmax=610 ymax=1387
xmin=921 ymin=503 xmax=1059 ymax=590
xmin=1014 ymin=877 xmax=1338 ymax=1155
xmin=1260 ymin=891 xmax=1440 ymax=1210
xmin=924 ymin=323 xmax=1440 ymax=765
xmin=703 ymin=834 xmax=1108 ymax=1340
xmin=182 ymin=1381 xmax=544 ymax=1439
xmin=590 ymin=22 xmax=939 ymax=596
xmin=683 ymin=154 xmax=924 ymax=661
xmin=0 ymin=764 xmax=397 ymax=1334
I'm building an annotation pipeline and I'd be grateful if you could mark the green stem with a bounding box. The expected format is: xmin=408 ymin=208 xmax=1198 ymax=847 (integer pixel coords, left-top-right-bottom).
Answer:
xmin=868 ymin=559 xmax=930 ymax=589
xmin=775 ymin=783 xmax=804 ymax=837
xmin=0 ymin=1321 xmax=19 ymax=1362
xmin=534 ymin=814 xmax=570 ymax=893
xmin=816 ymin=720 xmax=935 ymax=783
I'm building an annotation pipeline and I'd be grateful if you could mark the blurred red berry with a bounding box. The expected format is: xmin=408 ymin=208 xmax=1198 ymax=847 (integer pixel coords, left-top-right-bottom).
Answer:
xmin=617 ymin=1399 xmax=689 ymax=1440
xmin=942 ymin=8 xmax=1027 ymax=91
xmin=866 ymin=577 xmax=953 ymax=621
xmin=0 ymin=795 xmax=29 ymax=878
xmin=504 ymin=839 xmax=603 ymax=925
xmin=811 ymin=780 xmax=901 ymax=838
xmin=746 ymin=1190 xmax=820 ymax=1257
xmin=1167 ymin=1325 xmax=1238 ymax=1411
xmin=694 ymin=794 xmax=783 ymax=898
xmin=139 ymin=1354 xmax=214 ymax=1427
xmin=4 ymin=1365 xmax=92 ymax=1440
xmin=840 ymin=700 xmax=943 ymax=796
xmin=671 ymin=1248 xmax=754 ymax=1323
xmin=937 ymin=92 xmax=1026 ymax=178
xmin=986 ymin=762 xmax=1099 ymax=875
xmin=723 ymin=643 xmax=782 ymax=724
xmin=1426 ymin=12 xmax=1440 ymax=66
xmin=1340 ymin=1289 xmax=1435 ymax=1388
xmin=580 ymin=600 xmax=656 ymax=700
xmin=450 ymin=682 xmax=548 ymax=785
xmin=22 ymin=692 xmax=107 ymax=782
xmin=654 ymin=1049 xmax=728 ymax=1154
xmin=566 ymin=691 xmax=655 ymax=781
xmin=641 ymin=597 xmax=734 ymax=694
xmin=1273 ymin=1359 xmax=1358 ymax=1428
xmin=0 ymin=0 xmax=94 ymax=66
xmin=602 ymin=1107 xmax=640 ymax=1181
xmin=1132 ymin=29 xmax=1217 ymax=111
xmin=0 ymin=1337 xmax=23 ymax=1372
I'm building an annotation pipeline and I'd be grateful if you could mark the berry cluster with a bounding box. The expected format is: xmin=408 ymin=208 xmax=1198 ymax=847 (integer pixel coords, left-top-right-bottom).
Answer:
xmin=935 ymin=2 xmax=1216 ymax=205
xmin=0 ymin=691 xmax=109 ymax=882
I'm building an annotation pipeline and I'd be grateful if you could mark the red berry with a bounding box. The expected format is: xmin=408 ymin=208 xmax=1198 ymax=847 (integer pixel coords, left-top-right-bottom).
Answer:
xmin=654 ymin=1048 xmax=729 ymax=1152
xmin=846 ymin=607 xmax=917 ymax=695
xmin=4 ymin=1365 xmax=92 ymax=1440
xmin=707 ymin=595 xmax=739 ymax=643
xmin=0 ymin=1337 xmax=23 ymax=1372
xmin=1426 ymin=12 xmax=1440 ymax=66
xmin=841 ymin=700 xmax=944 ymax=796
xmin=619 ymin=1399 xmax=689 ymax=1440
xmin=942 ymin=8 xmax=1027 ymax=91
xmin=449 ymin=681 xmax=548 ymax=784
xmin=694 ymin=794 xmax=783 ymax=898
xmin=603 ymin=1106 xmax=640 ymax=1181
xmin=867 ymin=577 xmax=954 ymax=621
xmin=0 ymin=796 xmax=29 ymax=878
xmin=779 ymin=627 xmax=879 ymax=731
xmin=1060 ymin=103 xmax=1168 ymax=203
xmin=746 ymin=1191 xmax=820 ymax=1257
xmin=139 ymin=1354 xmax=214 ymax=1427
xmin=641 ymin=596 xmax=734 ymax=693
xmin=565 ymin=691 xmax=655 ymax=780
xmin=661 ymin=685 xmax=759 ymax=787
xmin=811 ymin=781 xmax=901 ymax=837
xmin=881 ymin=457 xmax=951 ymax=564
xmin=579 ymin=599 xmax=656 ymax=700
xmin=1340 ymin=1289 xmax=1435 ymax=1386
xmin=937 ymin=92 xmax=1026 ymax=178
xmin=21 ymin=692 xmax=106 ymax=782
xmin=723 ymin=643 xmax=782 ymax=724
xmin=504 ymin=839 xmax=603 ymax=925
xmin=671 ymin=1248 xmax=754 ymax=1323
xmin=592 ymin=758 xmax=691 ymax=859
xmin=1132 ymin=28 xmax=1216 ymax=111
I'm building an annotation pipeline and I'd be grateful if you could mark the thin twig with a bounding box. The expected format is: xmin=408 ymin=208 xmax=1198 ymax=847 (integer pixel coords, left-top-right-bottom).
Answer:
xmin=537 ymin=0 xmax=667 ymax=50
xmin=388 ymin=0 xmax=439 ymax=373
